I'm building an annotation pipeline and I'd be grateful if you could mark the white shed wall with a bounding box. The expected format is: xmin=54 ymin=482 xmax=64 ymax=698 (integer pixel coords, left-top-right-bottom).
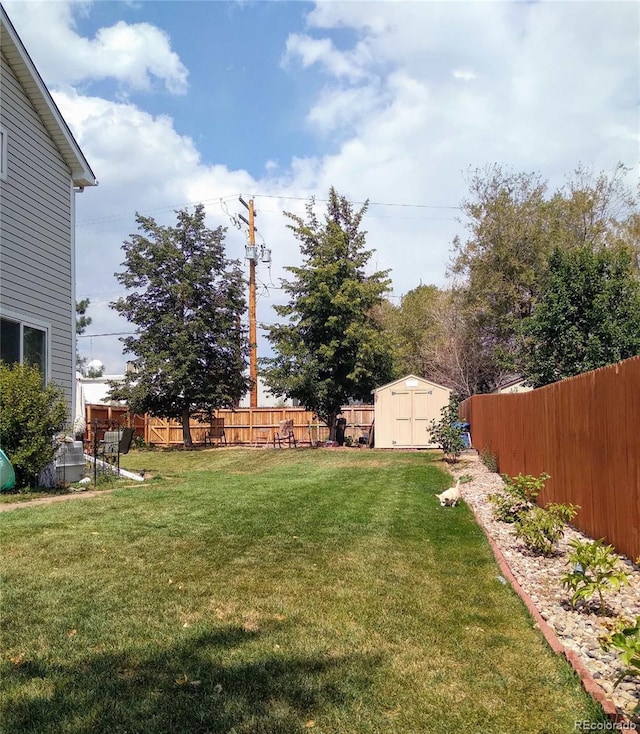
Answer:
xmin=374 ymin=375 xmax=450 ymax=449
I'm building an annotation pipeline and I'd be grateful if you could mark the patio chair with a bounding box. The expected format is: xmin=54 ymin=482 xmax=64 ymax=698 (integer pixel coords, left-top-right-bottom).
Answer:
xmin=273 ymin=419 xmax=297 ymax=449
xmin=204 ymin=417 xmax=226 ymax=447
xmin=100 ymin=427 xmax=135 ymax=470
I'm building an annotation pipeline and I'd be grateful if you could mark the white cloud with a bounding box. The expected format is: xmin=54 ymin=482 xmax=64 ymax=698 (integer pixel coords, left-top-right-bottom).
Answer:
xmin=3 ymin=0 xmax=188 ymax=93
xmin=452 ymin=69 xmax=477 ymax=82
xmin=55 ymin=89 xmax=255 ymax=371
xmin=306 ymin=81 xmax=387 ymax=134
xmin=283 ymin=33 xmax=372 ymax=82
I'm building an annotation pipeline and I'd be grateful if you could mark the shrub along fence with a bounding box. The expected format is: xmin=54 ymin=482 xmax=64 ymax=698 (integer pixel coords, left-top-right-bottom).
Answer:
xmin=84 ymin=405 xmax=374 ymax=449
xmin=460 ymin=356 xmax=640 ymax=561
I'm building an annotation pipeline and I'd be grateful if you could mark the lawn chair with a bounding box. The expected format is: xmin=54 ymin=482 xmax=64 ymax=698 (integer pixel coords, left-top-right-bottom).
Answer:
xmin=100 ymin=427 xmax=135 ymax=472
xmin=274 ymin=419 xmax=297 ymax=448
xmin=204 ymin=417 xmax=226 ymax=447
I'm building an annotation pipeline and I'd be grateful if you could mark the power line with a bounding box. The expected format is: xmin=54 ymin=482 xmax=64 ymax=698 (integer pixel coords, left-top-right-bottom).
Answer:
xmin=253 ymin=193 xmax=461 ymax=210
xmin=76 ymin=192 xmax=461 ymax=227
xmin=76 ymin=195 xmax=238 ymax=227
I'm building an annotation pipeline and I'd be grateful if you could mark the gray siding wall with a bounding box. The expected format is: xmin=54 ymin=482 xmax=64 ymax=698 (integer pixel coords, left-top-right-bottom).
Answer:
xmin=0 ymin=50 xmax=74 ymax=414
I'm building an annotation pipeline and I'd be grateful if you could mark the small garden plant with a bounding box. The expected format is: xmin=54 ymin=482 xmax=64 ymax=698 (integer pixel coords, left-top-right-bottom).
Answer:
xmin=514 ymin=502 xmax=578 ymax=556
xmin=489 ymin=472 xmax=550 ymax=523
xmin=562 ymin=538 xmax=630 ymax=616
xmin=600 ymin=616 xmax=640 ymax=710
xmin=428 ymin=396 xmax=465 ymax=463
xmin=490 ymin=473 xmax=578 ymax=556
xmin=480 ymin=449 xmax=498 ymax=472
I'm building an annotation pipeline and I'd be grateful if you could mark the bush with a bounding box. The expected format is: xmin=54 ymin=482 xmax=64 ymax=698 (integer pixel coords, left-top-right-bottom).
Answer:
xmin=489 ymin=472 xmax=550 ymax=523
xmin=480 ymin=450 xmax=498 ymax=472
xmin=514 ymin=503 xmax=578 ymax=556
xmin=428 ymin=396 xmax=465 ymax=463
xmin=562 ymin=538 xmax=630 ymax=616
xmin=600 ymin=616 xmax=640 ymax=704
xmin=0 ymin=362 xmax=67 ymax=488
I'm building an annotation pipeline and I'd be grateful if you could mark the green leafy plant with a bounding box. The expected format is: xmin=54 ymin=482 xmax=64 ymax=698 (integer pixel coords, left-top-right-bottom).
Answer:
xmin=132 ymin=434 xmax=148 ymax=449
xmin=514 ymin=503 xmax=578 ymax=555
xmin=599 ymin=617 xmax=640 ymax=703
xmin=489 ymin=472 xmax=550 ymax=523
xmin=562 ymin=539 xmax=630 ymax=616
xmin=428 ymin=396 xmax=465 ymax=463
xmin=480 ymin=450 xmax=498 ymax=472
xmin=0 ymin=362 xmax=68 ymax=488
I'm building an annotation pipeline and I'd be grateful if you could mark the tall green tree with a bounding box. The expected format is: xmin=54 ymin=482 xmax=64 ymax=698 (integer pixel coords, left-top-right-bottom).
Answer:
xmin=373 ymin=284 xmax=443 ymax=377
xmin=518 ymin=245 xmax=640 ymax=387
xmin=450 ymin=164 xmax=638 ymax=390
xmin=110 ymin=205 xmax=249 ymax=446
xmin=75 ymin=298 xmax=92 ymax=373
xmin=372 ymin=285 xmax=493 ymax=397
xmin=261 ymin=188 xmax=394 ymax=438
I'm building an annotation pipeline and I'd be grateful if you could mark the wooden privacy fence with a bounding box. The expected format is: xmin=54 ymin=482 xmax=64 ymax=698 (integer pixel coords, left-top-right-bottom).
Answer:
xmin=460 ymin=356 xmax=640 ymax=561
xmin=144 ymin=406 xmax=375 ymax=448
xmin=84 ymin=405 xmax=375 ymax=449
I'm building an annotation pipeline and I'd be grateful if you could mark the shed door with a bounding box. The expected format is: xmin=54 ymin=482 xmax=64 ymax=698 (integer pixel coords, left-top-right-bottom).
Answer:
xmin=391 ymin=389 xmax=432 ymax=446
xmin=391 ymin=390 xmax=412 ymax=445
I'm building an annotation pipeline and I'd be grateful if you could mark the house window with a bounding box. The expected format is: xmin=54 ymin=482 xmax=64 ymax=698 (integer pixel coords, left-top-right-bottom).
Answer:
xmin=0 ymin=126 xmax=7 ymax=180
xmin=0 ymin=317 xmax=48 ymax=382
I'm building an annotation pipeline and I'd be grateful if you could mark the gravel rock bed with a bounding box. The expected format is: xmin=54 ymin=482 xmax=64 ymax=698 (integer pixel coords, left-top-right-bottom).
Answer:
xmin=449 ymin=454 xmax=640 ymax=723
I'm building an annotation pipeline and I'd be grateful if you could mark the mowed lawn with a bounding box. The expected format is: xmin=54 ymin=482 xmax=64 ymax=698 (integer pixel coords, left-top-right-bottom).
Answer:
xmin=1 ymin=449 xmax=603 ymax=733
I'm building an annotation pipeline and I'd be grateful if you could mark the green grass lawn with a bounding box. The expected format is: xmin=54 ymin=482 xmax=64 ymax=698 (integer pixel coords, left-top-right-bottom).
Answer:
xmin=0 ymin=449 xmax=603 ymax=733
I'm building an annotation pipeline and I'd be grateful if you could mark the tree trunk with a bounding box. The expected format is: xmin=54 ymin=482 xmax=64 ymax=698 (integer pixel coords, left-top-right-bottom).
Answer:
xmin=327 ymin=412 xmax=337 ymax=442
xmin=181 ymin=407 xmax=193 ymax=447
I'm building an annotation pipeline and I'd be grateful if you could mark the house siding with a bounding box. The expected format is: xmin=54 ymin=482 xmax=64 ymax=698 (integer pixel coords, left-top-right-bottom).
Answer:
xmin=0 ymin=50 xmax=75 ymax=411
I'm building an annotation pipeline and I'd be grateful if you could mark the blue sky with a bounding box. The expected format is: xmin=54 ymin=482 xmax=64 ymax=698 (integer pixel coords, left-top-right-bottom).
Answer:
xmin=75 ymin=1 xmax=324 ymax=172
xmin=4 ymin=0 xmax=639 ymax=373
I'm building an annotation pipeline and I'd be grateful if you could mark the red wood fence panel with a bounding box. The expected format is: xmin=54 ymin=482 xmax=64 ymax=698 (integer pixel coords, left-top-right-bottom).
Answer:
xmin=460 ymin=356 xmax=640 ymax=560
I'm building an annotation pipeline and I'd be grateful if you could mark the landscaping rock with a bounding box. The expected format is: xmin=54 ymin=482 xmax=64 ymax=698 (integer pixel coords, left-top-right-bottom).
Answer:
xmin=452 ymin=457 xmax=640 ymax=724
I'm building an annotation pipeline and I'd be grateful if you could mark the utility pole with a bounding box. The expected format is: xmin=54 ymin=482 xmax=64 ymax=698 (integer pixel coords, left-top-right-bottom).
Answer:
xmin=239 ymin=197 xmax=258 ymax=408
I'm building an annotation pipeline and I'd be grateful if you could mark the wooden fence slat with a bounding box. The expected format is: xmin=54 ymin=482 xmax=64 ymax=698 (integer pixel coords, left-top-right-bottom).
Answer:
xmin=460 ymin=356 xmax=640 ymax=561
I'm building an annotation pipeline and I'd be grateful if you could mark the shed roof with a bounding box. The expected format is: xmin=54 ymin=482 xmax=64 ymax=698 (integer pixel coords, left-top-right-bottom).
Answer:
xmin=1 ymin=5 xmax=97 ymax=187
xmin=372 ymin=374 xmax=450 ymax=394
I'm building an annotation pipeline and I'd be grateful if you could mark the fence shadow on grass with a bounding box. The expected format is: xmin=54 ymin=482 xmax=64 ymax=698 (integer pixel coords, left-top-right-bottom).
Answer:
xmin=3 ymin=625 xmax=382 ymax=734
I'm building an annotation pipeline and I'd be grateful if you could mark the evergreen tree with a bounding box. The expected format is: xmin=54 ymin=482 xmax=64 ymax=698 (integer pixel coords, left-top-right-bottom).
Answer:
xmin=110 ymin=205 xmax=249 ymax=446
xmin=75 ymin=298 xmax=92 ymax=372
xmin=261 ymin=188 xmax=394 ymax=438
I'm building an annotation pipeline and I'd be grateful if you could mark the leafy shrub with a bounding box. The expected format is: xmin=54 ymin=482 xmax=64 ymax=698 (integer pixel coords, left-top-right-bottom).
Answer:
xmin=600 ymin=616 xmax=640 ymax=703
xmin=489 ymin=472 xmax=550 ymax=523
xmin=0 ymin=362 xmax=67 ymax=488
xmin=514 ymin=503 xmax=578 ymax=555
xmin=132 ymin=434 xmax=148 ymax=449
xmin=562 ymin=538 xmax=630 ymax=616
xmin=480 ymin=449 xmax=498 ymax=472
xmin=428 ymin=396 xmax=465 ymax=463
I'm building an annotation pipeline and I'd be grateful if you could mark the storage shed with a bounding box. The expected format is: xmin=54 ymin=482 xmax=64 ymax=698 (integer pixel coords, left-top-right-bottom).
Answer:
xmin=373 ymin=375 xmax=451 ymax=449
